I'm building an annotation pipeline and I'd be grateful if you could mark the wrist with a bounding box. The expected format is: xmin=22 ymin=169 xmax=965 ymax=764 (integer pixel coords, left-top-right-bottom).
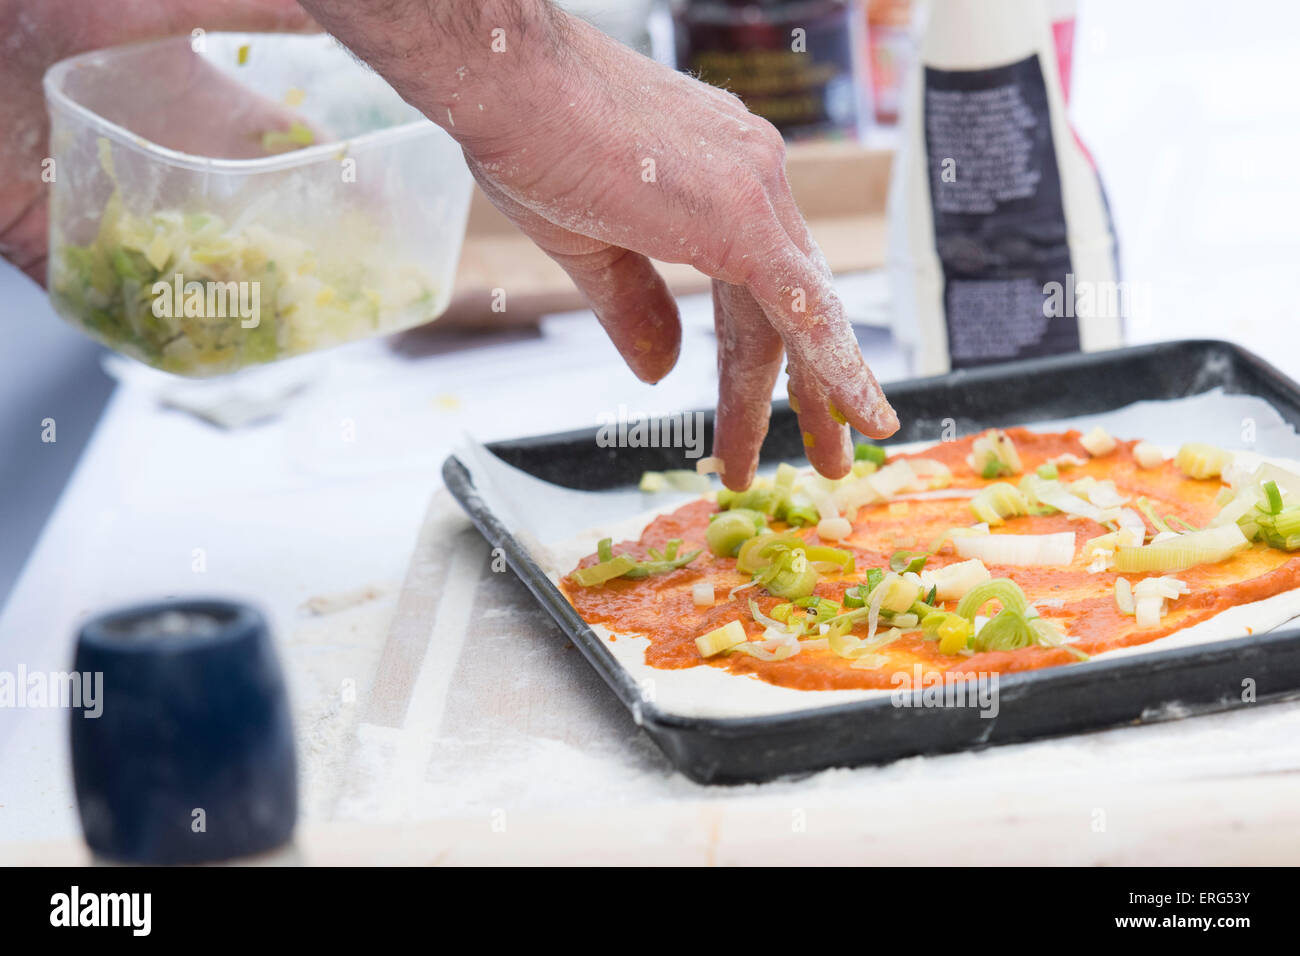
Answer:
xmin=300 ymin=0 xmax=574 ymax=154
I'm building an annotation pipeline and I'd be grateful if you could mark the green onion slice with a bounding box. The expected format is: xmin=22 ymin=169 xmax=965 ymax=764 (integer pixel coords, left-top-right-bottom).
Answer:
xmin=854 ymin=443 xmax=887 ymax=466
xmin=574 ymin=537 xmax=701 ymax=586
xmin=1264 ymin=479 xmax=1284 ymax=515
xmin=888 ymin=549 xmax=929 ymax=574
xmin=956 ymin=578 xmax=1031 ymax=621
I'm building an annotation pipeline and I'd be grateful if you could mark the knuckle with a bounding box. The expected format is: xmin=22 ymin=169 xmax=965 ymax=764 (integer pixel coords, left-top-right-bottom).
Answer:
xmin=755 ymin=118 xmax=788 ymax=156
xmin=740 ymin=116 xmax=787 ymax=166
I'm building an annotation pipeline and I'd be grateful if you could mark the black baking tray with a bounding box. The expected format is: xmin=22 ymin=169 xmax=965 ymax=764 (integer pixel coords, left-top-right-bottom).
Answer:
xmin=444 ymin=340 xmax=1300 ymax=784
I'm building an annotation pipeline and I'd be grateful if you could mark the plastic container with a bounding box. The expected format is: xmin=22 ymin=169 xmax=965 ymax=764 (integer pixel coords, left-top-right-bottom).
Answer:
xmin=44 ymin=33 xmax=473 ymax=377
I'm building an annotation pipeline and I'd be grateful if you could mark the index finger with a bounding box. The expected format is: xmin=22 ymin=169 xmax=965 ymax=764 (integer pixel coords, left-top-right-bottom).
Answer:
xmin=738 ymin=223 xmax=899 ymax=440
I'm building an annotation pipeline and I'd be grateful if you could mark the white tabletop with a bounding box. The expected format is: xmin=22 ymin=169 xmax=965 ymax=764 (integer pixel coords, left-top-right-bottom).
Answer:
xmin=5 ymin=0 xmax=1300 ymax=861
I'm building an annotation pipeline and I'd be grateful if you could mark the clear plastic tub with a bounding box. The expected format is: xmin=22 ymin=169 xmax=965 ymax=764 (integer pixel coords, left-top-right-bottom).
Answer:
xmin=44 ymin=32 xmax=473 ymax=377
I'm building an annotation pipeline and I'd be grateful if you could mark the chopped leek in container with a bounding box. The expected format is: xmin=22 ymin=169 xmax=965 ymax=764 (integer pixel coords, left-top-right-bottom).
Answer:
xmin=50 ymin=194 xmax=441 ymax=376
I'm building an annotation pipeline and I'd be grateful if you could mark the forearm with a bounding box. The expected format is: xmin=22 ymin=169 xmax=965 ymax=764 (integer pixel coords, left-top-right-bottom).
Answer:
xmin=298 ymin=0 xmax=574 ymax=155
xmin=0 ymin=0 xmax=61 ymax=276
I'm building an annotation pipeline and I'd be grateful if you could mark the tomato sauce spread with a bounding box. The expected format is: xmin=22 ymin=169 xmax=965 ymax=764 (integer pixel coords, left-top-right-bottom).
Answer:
xmin=562 ymin=429 xmax=1300 ymax=691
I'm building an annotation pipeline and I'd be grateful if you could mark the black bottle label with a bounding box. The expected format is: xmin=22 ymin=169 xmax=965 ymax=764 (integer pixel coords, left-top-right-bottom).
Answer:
xmin=923 ymin=53 xmax=1079 ymax=368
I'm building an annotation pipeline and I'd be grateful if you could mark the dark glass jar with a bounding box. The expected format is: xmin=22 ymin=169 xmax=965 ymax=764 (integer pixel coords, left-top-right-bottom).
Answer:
xmin=672 ymin=0 xmax=864 ymax=140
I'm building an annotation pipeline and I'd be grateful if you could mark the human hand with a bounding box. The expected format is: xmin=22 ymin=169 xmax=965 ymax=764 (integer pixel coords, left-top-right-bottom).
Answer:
xmin=0 ymin=0 xmax=315 ymax=283
xmin=302 ymin=0 xmax=899 ymax=488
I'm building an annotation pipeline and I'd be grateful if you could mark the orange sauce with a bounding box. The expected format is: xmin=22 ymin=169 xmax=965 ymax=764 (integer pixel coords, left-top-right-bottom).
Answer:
xmin=563 ymin=429 xmax=1300 ymax=691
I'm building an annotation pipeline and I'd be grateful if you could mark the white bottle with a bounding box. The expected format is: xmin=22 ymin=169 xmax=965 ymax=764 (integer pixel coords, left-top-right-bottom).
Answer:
xmin=887 ymin=0 xmax=1120 ymax=375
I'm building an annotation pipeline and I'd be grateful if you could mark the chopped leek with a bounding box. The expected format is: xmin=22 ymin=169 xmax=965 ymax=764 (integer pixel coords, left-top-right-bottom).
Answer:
xmin=854 ymin=443 xmax=887 ymax=466
xmin=828 ymin=627 xmax=902 ymax=660
xmin=910 ymin=460 xmax=954 ymax=489
xmin=955 ymin=532 xmax=1075 ymax=567
xmin=50 ymin=193 xmax=441 ymax=376
xmin=968 ymin=429 xmax=1023 ymax=478
xmin=571 ymin=554 xmax=637 ymax=586
xmin=783 ymin=498 xmax=820 ymax=527
xmin=1135 ymin=496 xmax=1172 ymax=535
xmin=1206 ymin=494 xmax=1258 ymax=530
xmin=762 ymin=551 xmax=820 ymax=599
xmin=706 ymin=509 xmax=764 ymax=557
xmin=1018 ymin=474 xmax=1102 ymax=521
xmin=803 ymin=545 xmax=856 ymax=573
xmin=261 ymin=121 xmax=314 ymax=153
xmin=918 ymin=558 xmax=991 ymax=603
xmin=735 ymin=532 xmax=832 ymax=598
xmin=730 ymin=636 xmax=800 ymax=661
xmin=749 ymin=598 xmax=797 ymax=634
xmin=1036 ymin=462 xmax=1059 ymax=480
xmin=717 ymin=471 xmax=821 ymax=527
xmin=1073 ymin=477 xmax=1128 ymax=509
xmin=638 ymin=471 xmax=667 ymax=493
xmin=639 ymin=469 xmax=712 ymax=494
xmin=794 ymin=596 xmax=842 ymax=630
xmin=696 ymin=620 xmax=747 ymax=658
xmin=982 ymin=459 xmax=1007 ymax=480
xmin=1114 ymin=577 xmax=1134 ymax=615
xmin=816 ymin=516 xmax=853 ymax=541
xmin=1131 ymin=576 xmax=1190 ymax=628
xmin=1133 ymin=441 xmax=1165 ymax=470
xmin=623 ymin=545 xmax=702 ymax=578
xmin=922 ymin=612 xmax=974 ymax=654
xmin=1028 ymin=616 xmax=1088 ymax=660
xmin=956 ymin=579 xmax=1031 ymax=620
xmin=1112 ymin=524 xmax=1249 ymax=573
xmin=735 ymin=532 xmax=805 ymax=574
xmin=1264 ymin=479 xmax=1284 ymax=515
xmin=972 ymin=608 xmax=1037 ymax=652
xmin=953 ymin=577 xmax=1084 ymax=658
xmin=970 ymin=482 xmax=1031 ymax=525
xmin=872 ymin=572 xmax=922 ymax=614
xmin=774 ymin=462 xmax=799 ymax=491
xmin=1080 ymin=426 xmax=1117 ymax=457
xmin=864 ymin=567 xmax=885 ymax=594
xmin=888 ymin=550 xmax=929 ymax=574
xmin=718 ymin=481 xmax=782 ymax=515
xmin=1175 ymin=442 xmax=1231 ymax=480
xmin=573 ymin=536 xmax=701 ymax=585
xmin=1250 ymin=505 xmax=1300 ymax=551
